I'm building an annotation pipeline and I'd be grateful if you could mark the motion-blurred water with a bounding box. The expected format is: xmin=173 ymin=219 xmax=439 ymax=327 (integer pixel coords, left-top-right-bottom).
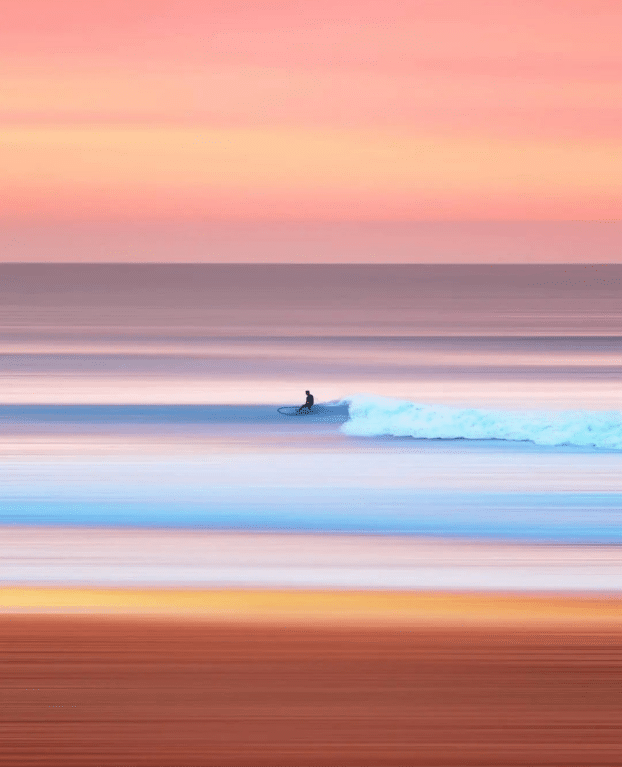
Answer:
xmin=2 ymin=264 xmax=622 ymax=588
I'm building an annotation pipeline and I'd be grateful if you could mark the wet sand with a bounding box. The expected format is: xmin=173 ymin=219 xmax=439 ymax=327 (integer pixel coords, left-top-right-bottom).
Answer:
xmin=2 ymin=611 xmax=621 ymax=766
xmin=4 ymin=528 xmax=622 ymax=591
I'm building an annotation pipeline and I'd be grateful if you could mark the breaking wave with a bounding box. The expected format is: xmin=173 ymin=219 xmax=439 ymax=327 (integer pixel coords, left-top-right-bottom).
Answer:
xmin=341 ymin=394 xmax=622 ymax=449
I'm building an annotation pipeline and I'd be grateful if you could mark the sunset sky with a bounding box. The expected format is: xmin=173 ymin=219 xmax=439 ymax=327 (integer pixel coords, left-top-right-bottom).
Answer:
xmin=1 ymin=0 xmax=620 ymax=262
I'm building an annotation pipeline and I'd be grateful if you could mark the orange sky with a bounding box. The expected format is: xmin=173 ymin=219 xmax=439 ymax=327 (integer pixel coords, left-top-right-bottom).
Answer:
xmin=1 ymin=0 xmax=621 ymax=261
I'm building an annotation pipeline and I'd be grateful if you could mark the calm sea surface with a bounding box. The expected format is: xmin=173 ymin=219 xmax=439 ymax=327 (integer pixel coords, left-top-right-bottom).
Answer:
xmin=2 ymin=265 xmax=622 ymax=590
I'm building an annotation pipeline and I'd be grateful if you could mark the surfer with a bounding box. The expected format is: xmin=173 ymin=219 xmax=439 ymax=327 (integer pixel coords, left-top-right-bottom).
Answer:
xmin=297 ymin=390 xmax=314 ymax=413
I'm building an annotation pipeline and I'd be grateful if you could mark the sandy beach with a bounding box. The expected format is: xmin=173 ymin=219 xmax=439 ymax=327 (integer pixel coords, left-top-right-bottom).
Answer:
xmin=1 ymin=609 xmax=621 ymax=767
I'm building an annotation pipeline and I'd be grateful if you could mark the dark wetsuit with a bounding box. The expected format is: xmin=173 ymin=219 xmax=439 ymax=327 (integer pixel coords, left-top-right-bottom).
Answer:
xmin=298 ymin=393 xmax=314 ymax=412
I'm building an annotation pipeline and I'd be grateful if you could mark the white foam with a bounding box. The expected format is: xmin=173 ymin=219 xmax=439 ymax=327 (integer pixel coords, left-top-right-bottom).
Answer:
xmin=341 ymin=394 xmax=622 ymax=449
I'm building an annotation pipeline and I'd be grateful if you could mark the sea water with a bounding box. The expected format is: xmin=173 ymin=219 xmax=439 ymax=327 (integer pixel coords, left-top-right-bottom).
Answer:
xmin=2 ymin=264 xmax=622 ymax=590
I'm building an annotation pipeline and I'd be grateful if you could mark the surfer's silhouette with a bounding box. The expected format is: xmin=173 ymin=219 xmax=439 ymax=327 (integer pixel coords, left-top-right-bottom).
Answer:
xmin=297 ymin=390 xmax=314 ymax=413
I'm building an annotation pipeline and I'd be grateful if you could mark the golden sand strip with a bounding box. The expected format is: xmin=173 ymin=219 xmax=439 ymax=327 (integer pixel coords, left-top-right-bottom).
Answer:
xmin=1 ymin=587 xmax=620 ymax=625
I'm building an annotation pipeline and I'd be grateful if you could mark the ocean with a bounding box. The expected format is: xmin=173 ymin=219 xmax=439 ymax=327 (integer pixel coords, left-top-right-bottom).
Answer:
xmin=2 ymin=264 xmax=622 ymax=592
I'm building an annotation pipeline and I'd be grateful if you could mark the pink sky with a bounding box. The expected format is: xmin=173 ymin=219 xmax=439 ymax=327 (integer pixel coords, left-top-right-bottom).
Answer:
xmin=1 ymin=0 xmax=621 ymax=261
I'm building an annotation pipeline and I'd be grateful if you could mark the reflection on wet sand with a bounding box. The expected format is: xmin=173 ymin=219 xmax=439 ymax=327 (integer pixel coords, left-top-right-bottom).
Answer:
xmin=3 ymin=529 xmax=622 ymax=591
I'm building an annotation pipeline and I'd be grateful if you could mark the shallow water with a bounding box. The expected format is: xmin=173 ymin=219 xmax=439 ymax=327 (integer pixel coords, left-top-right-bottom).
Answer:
xmin=1 ymin=403 xmax=621 ymax=544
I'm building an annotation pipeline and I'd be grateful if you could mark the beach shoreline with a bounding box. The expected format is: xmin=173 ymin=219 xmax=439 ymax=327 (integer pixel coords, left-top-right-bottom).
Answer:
xmin=2 ymin=586 xmax=621 ymax=626
xmin=3 ymin=527 xmax=622 ymax=591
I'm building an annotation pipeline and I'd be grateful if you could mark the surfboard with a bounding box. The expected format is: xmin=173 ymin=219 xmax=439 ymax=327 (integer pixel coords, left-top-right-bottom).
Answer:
xmin=277 ymin=406 xmax=312 ymax=416
xmin=277 ymin=405 xmax=332 ymax=416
